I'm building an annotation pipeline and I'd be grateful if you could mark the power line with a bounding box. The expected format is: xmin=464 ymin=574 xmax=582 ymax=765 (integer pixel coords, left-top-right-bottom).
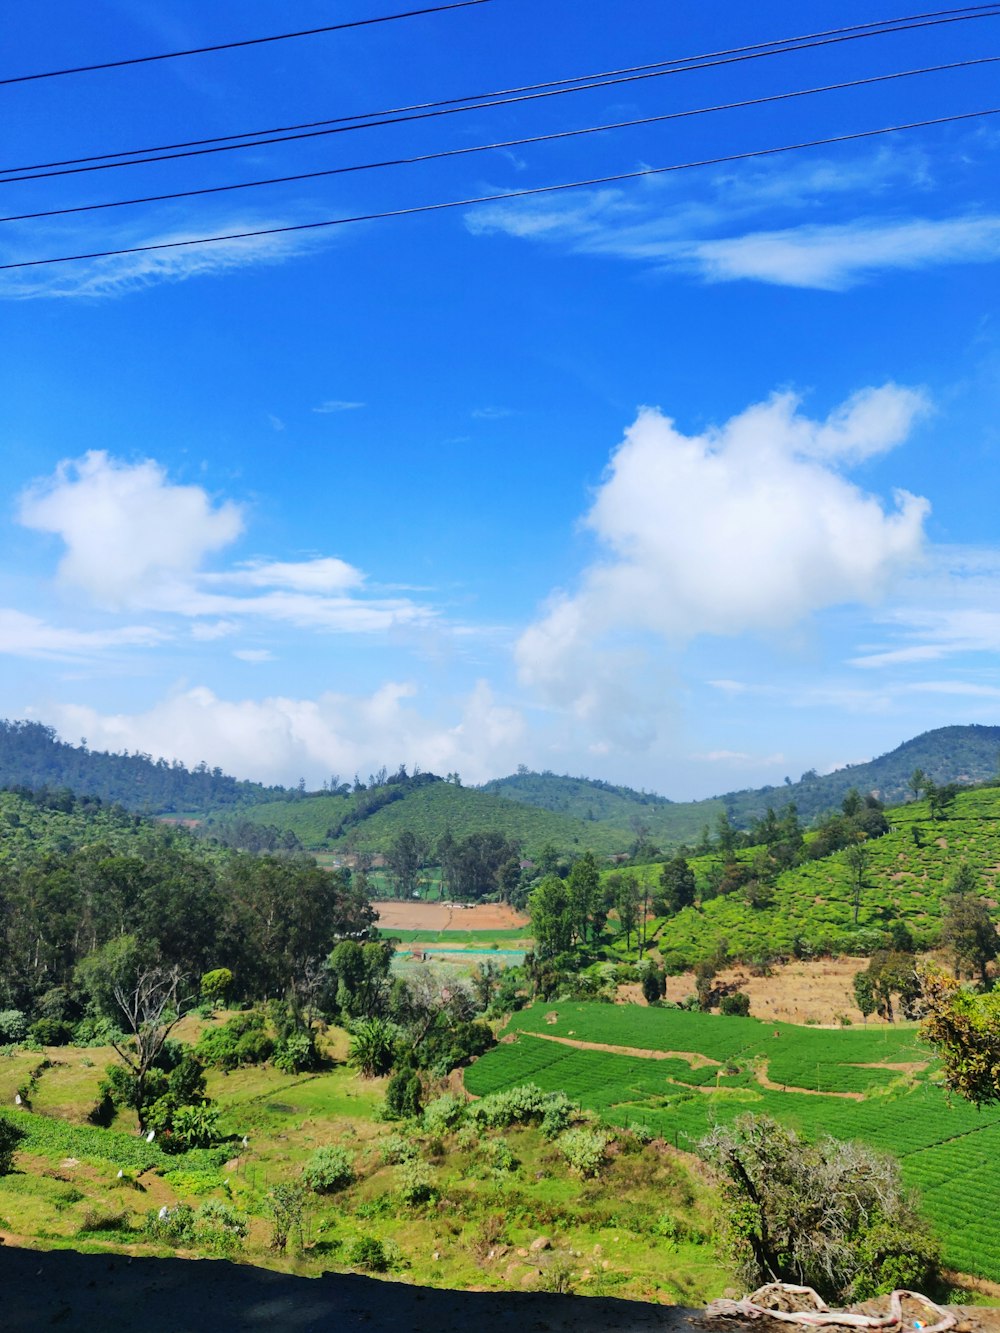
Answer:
xmin=2 ymin=104 xmax=996 ymax=273
xmin=0 ymin=0 xmax=492 ymax=88
xmin=3 ymin=3 xmax=998 ymax=182
xmin=4 ymin=55 xmax=994 ymax=226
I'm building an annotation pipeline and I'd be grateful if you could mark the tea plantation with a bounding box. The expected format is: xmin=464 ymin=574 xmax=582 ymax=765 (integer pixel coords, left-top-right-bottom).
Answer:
xmin=466 ymin=1002 xmax=1000 ymax=1283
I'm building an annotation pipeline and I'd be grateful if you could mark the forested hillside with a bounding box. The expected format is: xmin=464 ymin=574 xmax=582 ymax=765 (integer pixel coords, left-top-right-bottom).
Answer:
xmin=0 ymin=720 xmax=282 ymax=814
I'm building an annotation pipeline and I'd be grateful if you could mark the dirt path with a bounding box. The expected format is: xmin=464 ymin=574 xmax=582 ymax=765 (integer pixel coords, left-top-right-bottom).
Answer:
xmin=754 ymin=1059 xmax=863 ymax=1101
xmin=522 ymin=1030 xmax=721 ymax=1068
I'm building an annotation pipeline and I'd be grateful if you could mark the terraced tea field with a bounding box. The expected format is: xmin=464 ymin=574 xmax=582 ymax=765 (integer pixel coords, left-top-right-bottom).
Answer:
xmin=466 ymin=1003 xmax=1000 ymax=1283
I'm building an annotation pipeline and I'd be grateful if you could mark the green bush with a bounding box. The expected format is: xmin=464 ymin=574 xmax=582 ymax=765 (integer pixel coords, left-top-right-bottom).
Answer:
xmin=196 ymin=1011 xmax=273 ymax=1071
xmin=0 ymin=1010 xmax=27 ymax=1044
xmin=466 ymin=1083 xmax=577 ymax=1137
xmin=483 ymin=1136 xmax=518 ymax=1173
xmin=558 ymin=1127 xmax=609 ymax=1177
xmin=349 ymin=1235 xmax=389 ymax=1271
xmin=144 ymin=1202 xmax=196 ymax=1243
xmin=383 ymin=1069 xmax=422 ymax=1120
xmin=422 ymin=1093 xmax=466 ymax=1134
xmin=377 ymin=1133 xmax=419 ymax=1165
xmin=395 ymin=1157 xmax=435 ymax=1206
xmin=303 ymin=1145 xmax=355 ymax=1194
xmin=720 ymin=992 xmax=751 ymax=1017
xmin=29 ymin=1018 xmax=73 ymax=1046
xmin=0 ymin=1114 xmax=27 ymax=1175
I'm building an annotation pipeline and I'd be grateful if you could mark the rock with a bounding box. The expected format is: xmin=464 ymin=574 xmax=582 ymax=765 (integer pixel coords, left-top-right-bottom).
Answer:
xmin=529 ymin=1236 xmax=551 ymax=1252
xmin=516 ymin=1248 xmax=528 ymax=1258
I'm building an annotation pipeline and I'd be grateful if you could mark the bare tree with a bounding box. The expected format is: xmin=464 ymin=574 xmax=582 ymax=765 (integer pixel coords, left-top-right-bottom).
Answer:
xmin=110 ymin=965 xmax=190 ymax=1130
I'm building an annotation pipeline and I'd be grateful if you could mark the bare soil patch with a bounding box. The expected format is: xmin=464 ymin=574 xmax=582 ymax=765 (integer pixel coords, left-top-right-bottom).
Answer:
xmin=661 ymin=957 xmax=878 ymax=1026
xmin=374 ymin=900 xmax=529 ymax=931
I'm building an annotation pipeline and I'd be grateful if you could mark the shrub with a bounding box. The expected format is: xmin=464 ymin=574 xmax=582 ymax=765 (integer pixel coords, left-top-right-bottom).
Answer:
xmin=273 ymin=1030 xmax=317 ymax=1074
xmin=422 ymin=1093 xmax=466 ymax=1134
xmin=144 ymin=1202 xmax=196 ymax=1244
xmin=196 ymin=1198 xmax=248 ymax=1247
xmin=377 ymin=1133 xmax=419 ymax=1165
xmin=466 ymin=1083 xmax=577 ymax=1137
xmin=0 ymin=1010 xmax=27 ymax=1044
xmin=558 ymin=1127 xmax=608 ymax=1178
xmin=196 ymin=1011 xmax=273 ymax=1071
xmin=349 ymin=1017 xmax=397 ymax=1078
xmin=349 ymin=1235 xmax=389 ymax=1271
xmin=303 ymin=1145 xmax=355 ymax=1194
xmin=266 ymin=1183 xmax=306 ymax=1253
xmin=396 ymin=1157 xmax=435 ymax=1206
xmin=383 ymin=1069 xmax=422 ymax=1120
xmin=167 ymin=1103 xmax=222 ymax=1152
xmin=702 ymin=1114 xmax=939 ymax=1302
xmin=0 ymin=1114 xmax=27 ymax=1175
xmin=720 ymin=992 xmax=751 ymax=1017
xmin=483 ymin=1137 xmax=518 ymax=1173
xmin=29 ymin=1018 xmax=73 ymax=1046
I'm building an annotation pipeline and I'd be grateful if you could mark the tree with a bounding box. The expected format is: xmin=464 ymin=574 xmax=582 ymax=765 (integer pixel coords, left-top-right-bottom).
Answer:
xmin=926 ymin=780 xmax=959 ymax=820
xmin=77 ymin=937 xmax=192 ymax=1130
xmin=920 ymin=967 xmax=1000 ymax=1106
xmin=659 ymin=854 xmax=696 ymax=915
xmin=843 ymin=837 xmax=870 ymax=925
xmin=528 ymin=875 xmax=573 ymax=959
xmin=908 ymin=767 xmax=928 ymax=801
xmin=566 ymin=852 xmax=601 ymax=944
xmin=611 ymin=872 xmax=640 ymax=950
xmin=386 ymin=831 xmax=422 ymax=898
xmin=701 ymin=1113 xmax=938 ymax=1302
xmin=853 ymin=970 xmax=876 ymax=1023
xmin=940 ymin=870 xmax=998 ymax=988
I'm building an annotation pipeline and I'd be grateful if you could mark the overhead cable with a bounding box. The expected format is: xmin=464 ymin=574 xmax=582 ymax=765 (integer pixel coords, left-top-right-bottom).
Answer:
xmin=2 ymin=3 xmax=998 ymax=181
xmin=3 ymin=55 xmax=995 ymax=225
xmin=0 ymin=0 xmax=492 ymax=88
xmin=2 ymin=104 xmax=997 ymax=272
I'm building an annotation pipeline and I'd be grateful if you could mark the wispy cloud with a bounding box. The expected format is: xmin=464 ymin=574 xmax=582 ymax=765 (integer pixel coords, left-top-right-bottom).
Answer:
xmin=312 ymin=400 xmax=365 ymax=414
xmin=466 ymin=139 xmax=1000 ymax=290
xmin=0 ymin=215 xmax=316 ymax=301
xmin=0 ymin=609 xmax=165 ymax=660
xmin=471 ymin=406 xmax=514 ymax=421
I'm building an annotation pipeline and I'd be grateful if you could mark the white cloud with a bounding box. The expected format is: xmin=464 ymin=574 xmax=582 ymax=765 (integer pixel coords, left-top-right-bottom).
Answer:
xmin=190 ymin=620 xmax=238 ymax=641
xmin=233 ymin=649 xmax=274 ymax=663
xmin=471 ymin=406 xmax=514 ymax=421
xmin=267 ymin=414 xmax=286 ymax=433
xmin=516 ymin=386 xmax=929 ymax=724
xmin=687 ymin=215 xmax=1000 ymax=290
xmin=49 ymin=679 xmax=527 ymax=787
xmin=212 ymin=557 xmax=363 ymax=593
xmin=18 ymin=451 xmax=437 ymax=636
xmin=0 ymin=218 xmax=313 ymax=301
xmin=313 ymin=400 xmax=365 ymax=414
xmin=0 ymin=609 xmax=165 ymax=659
xmin=466 ymin=142 xmax=1000 ymax=290
xmin=19 ymin=451 xmax=243 ymax=610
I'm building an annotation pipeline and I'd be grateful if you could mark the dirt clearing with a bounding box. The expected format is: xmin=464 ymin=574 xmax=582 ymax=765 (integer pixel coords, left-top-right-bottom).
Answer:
xmin=373 ymin=900 xmax=529 ymax=931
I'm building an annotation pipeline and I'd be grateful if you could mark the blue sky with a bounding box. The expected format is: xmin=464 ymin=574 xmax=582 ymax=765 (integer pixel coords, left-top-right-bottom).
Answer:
xmin=2 ymin=0 xmax=1000 ymax=796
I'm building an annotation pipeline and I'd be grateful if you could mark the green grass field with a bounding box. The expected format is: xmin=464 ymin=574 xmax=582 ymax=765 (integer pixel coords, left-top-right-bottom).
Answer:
xmin=466 ymin=1002 xmax=1000 ymax=1283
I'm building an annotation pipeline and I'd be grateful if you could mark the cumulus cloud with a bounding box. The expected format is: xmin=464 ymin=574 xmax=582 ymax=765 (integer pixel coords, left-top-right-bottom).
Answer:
xmin=18 ymin=451 xmax=436 ymax=635
xmin=19 ymin=451 xmax=243 ymax=609
xmin=516 ymin=385 xmax=930 ymax=723
xmin=49 ymin=679 xmax=527 ymax=787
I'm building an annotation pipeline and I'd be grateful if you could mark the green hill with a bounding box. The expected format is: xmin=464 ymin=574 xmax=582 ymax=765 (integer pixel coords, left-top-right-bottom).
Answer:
xmin=481 ymin=770 xmax=723 ymax=847
xmin=210 ymin=777 xmax=633 ymax=857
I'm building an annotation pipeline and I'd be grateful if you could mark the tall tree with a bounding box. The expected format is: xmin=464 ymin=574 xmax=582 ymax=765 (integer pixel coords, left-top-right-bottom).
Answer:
xmin=941 ymin=867 xmax=998 ymax=987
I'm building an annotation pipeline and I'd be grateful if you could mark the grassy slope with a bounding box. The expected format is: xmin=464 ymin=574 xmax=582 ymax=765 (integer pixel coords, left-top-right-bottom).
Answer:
xmin=467 ymin=1002 xmax=1000 ymax=1282
xmin=602 ymin=786 xmax=1000 ymax=965
xmin=224 ymin=783 xmax=634 ymax=857
xmin=0 ymin=1032 xmax=726 ymax=1304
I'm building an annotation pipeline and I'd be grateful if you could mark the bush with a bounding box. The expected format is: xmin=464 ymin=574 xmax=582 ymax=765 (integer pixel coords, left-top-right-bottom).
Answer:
xmin=466 ymin=1083 xmax=577 ymax=1137
xmin=29 ymin=1018 xmax=73 ymax=1046
xmin=144 ymin=1203 xmax=196 ymax=1244
xmin=166 ymin=1103 xmax=222 ymax=1151
xmin=349 ymin=1017 xmax=397 ymax=1078
xmin=720 ymin=992 xmax=751 ymax=1017
xmin=0 ymin=1114 xmax=27 ymax=1175
xmin=349 ymin=1235 xmax=389 ymax=1271
xmin=377 ymin=1133 xmax=419 ymax=1165
xmin=196 ymin=1198 xmax=248 ymax=1250
xmin=303 ymin=1145 xmax=355 ymax=1194
xmin=422 ymin=1093 xmax=466 ymax=1134
xmin=196 ymin=1011 xmax=273 ymax=1071
xmin=383 ymin=1069 xmax=422 ymax=1120
xmin=266 ymin=1183 xmax=306 ymax=1253
xmin=0 ymin=1010 xmax=27 ymax=1044
xmin=702 ymin=1114 xmax=939 ymax=1302
xmin=396 ymin=1157 xmax=435 ymax=1206
xmin=558 ymin=1127 xmax=608 ymax=1178
xmin=483 ymin=1137 xmax=518 ymax=1173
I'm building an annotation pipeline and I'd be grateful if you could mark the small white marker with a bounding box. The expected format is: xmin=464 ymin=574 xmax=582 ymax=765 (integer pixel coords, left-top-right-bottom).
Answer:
xmin=146 ymin=1129 xmax=155 ymax=1142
